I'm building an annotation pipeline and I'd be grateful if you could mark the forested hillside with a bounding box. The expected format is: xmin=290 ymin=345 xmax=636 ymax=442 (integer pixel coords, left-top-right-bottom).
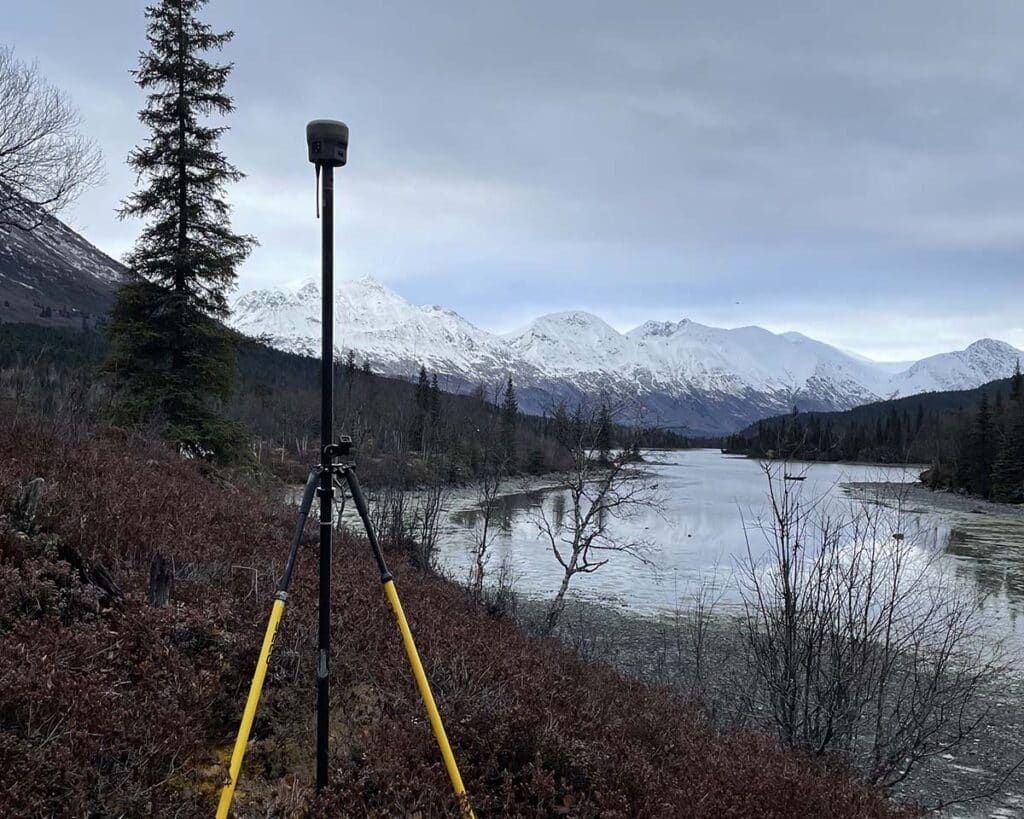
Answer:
xmin=0 ymin=322 xmax=689 ymax=485
xmin=723 ymin=365 xmax=1024 ymax=502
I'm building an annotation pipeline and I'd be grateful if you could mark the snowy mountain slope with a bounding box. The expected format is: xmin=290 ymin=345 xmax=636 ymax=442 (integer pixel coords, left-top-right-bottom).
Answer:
xmin=232 ymin=277 xmax=534 ymax=383
xmin=230 ymin=277 xmax=1022 ymax=434
xmin=887 ymin=339 xmax=1021 ymax=397
xmin=0 ymin=195 xmax=127 ymax=326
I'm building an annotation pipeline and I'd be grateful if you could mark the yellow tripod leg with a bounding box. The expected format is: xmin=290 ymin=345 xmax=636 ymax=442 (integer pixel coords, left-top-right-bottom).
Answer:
xmin=217 ymin=594 xmax=287 ymax=819
xmin=383 ymin=579 xmax=476 ymax=819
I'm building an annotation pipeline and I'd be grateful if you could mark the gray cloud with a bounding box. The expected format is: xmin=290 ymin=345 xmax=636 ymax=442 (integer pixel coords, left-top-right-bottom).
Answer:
xmin=8 ymin=0 xmax=1024 ymax=360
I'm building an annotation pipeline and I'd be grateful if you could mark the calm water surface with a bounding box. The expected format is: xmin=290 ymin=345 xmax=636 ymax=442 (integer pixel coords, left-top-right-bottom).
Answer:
xmin=435 ymin=449 xmax=1024 ymax=645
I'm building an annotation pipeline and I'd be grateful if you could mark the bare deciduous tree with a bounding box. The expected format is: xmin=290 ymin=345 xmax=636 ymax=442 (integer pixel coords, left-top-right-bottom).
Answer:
xmin=739 ymin=461 xmax=1003 ymax=790
xmin=0 ymin=46 xmax=103 ymax=231
xmin=466 ymin=387 xmax=510 ymax=599
xmin=409 ymin=477 xmax=449 ymax=573
xmin=468 ymin=456 xmax=505 ymax=599
xmin=534 ymin=402 xmax=659 ymax=633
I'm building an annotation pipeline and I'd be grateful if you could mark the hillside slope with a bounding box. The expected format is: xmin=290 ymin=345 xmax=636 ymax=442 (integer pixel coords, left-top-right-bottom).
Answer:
xmin=725 ymin=374 xmax=1017 ymax=466
xmin=0 ymin=200 xmax=126 ymax=327
xmin=0 ymin=418 xmax=912 ymax=817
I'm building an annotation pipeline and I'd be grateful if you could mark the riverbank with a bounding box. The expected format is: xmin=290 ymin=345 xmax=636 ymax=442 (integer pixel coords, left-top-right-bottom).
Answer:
xmin=515 ymin=595 xmax=1024 ymax=818
xmin=847 ymin=481 xmax=1024 ymax=521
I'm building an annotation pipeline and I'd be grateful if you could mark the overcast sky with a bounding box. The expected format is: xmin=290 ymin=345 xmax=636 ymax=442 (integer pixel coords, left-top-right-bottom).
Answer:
xmin=8 ymin=1 xmax=1024 ymax=360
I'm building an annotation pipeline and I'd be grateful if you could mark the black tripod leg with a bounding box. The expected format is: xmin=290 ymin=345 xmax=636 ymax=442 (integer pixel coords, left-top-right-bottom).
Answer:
xmin=340 ymin=466 xmax=392 ymax=581
xmin=278 ymin=468 xmax=319 ymax=593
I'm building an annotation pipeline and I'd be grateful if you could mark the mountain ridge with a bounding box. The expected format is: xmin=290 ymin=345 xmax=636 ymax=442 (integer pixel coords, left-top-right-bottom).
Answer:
xmin=3 ymin=200 xmax=1016 ymax=436
xmin=0 ymin=194 xmax=126 ymax=327
xmin=229 ymin=277 xmax=1023 ymax=435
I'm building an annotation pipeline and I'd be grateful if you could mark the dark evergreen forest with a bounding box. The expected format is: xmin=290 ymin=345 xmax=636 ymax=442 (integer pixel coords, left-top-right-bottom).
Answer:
xmin=0 ymin=322 xmax=691 ymax=485
xmin=722 ymin=364 xmax=1024 ymax=503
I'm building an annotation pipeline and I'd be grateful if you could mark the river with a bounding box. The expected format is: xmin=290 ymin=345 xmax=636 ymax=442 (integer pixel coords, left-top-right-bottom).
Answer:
xmin=434 ymin=449 xmax=1024 ymax=650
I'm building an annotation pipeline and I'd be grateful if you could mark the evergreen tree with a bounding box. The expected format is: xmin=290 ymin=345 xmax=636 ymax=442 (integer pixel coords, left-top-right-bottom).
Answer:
xmin=500 ymin=375 xmax=518 ymax=466
xmin=596 ymin=402 xmax=613 ymax=465
xmin=415 ymin=365 xmax=430 ymax=411
xmin=413 ymin=364 xmax=430 ymax=450
xmin=552 ymin=402 xmax=570 ymax=449
xmin=106 ymin=0 xmax=254 ymax=460
xmin=429 ymin=372 xmax=441 ymax=420
xmin=1011 ymin=360 xmax=1023 ymax=407
xmin=344 ymin=348 xmax=356 ymax=379
xmin=992 ymin=414 xmax=1024 ymax=503
xmin=969 ymin=394 xmax=995 ymax=498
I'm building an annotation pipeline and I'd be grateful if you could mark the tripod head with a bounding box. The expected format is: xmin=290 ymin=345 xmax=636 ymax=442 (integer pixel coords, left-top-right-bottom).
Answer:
xmin=306 ymin=119 xmax=349 ymax=167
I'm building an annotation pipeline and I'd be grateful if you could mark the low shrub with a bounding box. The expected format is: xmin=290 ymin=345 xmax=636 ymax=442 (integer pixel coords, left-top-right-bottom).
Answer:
xmin=0 ymin=418 xmax=916 ymax=817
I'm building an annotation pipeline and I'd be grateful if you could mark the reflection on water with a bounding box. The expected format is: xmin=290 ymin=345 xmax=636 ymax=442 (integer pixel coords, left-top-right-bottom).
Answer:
xmin=947 ymin=520 xmax=1024 ymax=627
xmin=436 ymin=450 xmax=1024 ymax=646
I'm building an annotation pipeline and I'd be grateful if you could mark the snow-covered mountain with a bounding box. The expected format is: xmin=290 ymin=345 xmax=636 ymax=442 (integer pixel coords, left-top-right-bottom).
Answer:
xmin=230 ymin=277 xmax=1023 ymax=434
xmin=0 ymin=194 xmax=126 ymax=326
xmin=231 ymin=277 xmax=536 ymax=384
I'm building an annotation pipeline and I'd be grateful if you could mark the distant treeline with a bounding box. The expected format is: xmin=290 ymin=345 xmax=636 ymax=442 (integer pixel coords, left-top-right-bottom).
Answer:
xmin=722 ymin=365 xmax=1024 ymax=503
xmin=0 ymin=322 xmax=692 ymax=485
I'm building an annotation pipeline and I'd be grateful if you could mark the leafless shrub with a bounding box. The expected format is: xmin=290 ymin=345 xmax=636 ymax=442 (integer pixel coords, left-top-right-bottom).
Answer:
xmin=467 ymin=457 xmax=505 ymax=600
xmin=738 ymin=460 xmax=1003 ymax=790
xmin=0 ymin=46 xmax=104 ymax=230
xmin=669 ymin=564 xmax=727 ymax=704
xmin=533 ymin=402 xmax=660 ymax=633
xmin=481 ymin=551 xmax=519 ymax=619
xmin=408 ymin=478 xmax=449 ymax=573
xmin=367 ymin=483 xmax=412 ymax=547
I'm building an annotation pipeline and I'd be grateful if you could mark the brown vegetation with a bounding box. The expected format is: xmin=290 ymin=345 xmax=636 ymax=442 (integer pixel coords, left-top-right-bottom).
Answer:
xmin=0 ymin=418 xmax=915 ymax=817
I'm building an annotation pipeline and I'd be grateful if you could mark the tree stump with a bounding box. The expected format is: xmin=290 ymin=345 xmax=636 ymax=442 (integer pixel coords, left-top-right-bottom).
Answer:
xmin=12 ymin=477 xmax=45 ymax=533
xmin=147 ymin=553 xmax=173 ymax=607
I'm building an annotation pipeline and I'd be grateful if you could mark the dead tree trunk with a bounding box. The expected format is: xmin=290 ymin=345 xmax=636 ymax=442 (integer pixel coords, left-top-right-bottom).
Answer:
xmin=147 ymin=553 xmax=173 ymax=607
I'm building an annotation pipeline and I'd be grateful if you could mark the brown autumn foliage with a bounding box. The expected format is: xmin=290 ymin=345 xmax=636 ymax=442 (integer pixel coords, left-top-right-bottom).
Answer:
xmin=0 ymin=418 xmax=918 ymax=817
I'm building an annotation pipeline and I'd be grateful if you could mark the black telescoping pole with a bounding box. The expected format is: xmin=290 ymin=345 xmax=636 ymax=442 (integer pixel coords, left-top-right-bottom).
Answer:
xmin=317 ymin=161 xmax=334 ymax=792
xmin=306 ymin=118 xmax=348 ymax=793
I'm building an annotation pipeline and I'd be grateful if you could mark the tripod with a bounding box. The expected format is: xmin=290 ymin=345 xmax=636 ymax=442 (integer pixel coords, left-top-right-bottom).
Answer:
xmin=216 ymin=121 xmax=474 ymax=818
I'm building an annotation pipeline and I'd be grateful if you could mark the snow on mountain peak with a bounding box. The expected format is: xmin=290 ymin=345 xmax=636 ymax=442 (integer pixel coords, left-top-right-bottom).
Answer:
xmin=887 ymin=338 xmax=1022 ymax=396
xmin=232 ymin=276 xmax=514 ymax=378
xmin=505 ymin=311 xmax=632 ymax=376
xmin=228 ymin=276 xmax=1023 ymax=433
xmin=627 ymin=320 xmax=677 ymax=338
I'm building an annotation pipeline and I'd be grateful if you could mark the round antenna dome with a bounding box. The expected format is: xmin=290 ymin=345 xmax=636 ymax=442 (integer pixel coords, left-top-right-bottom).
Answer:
xmin=306 ymin=119 xmax=349 ymax=167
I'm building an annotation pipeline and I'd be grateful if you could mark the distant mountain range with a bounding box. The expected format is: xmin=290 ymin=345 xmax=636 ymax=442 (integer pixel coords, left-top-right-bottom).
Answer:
xmin=230 ymin=277 xmax=1023 ymax=434
xmin=3 ymin=203 xmax=1018 ymax=436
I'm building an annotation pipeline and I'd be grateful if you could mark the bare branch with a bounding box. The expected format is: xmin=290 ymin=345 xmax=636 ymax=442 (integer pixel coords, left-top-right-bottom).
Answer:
xmin=533 ymin=399 xmax=662 ymax=633
xmin=0 ymin=46 xmax=104 ymax=231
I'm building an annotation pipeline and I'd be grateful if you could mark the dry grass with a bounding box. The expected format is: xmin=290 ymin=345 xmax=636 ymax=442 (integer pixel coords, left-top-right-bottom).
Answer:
xmin=0 ymin=418 xmax=918 ymax=817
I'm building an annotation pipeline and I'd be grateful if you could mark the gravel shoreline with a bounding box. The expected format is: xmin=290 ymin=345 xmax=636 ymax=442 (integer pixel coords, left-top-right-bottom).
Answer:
xmin=511 ymin=595 xmax=1024 ymax=818
xmin=846 ymin=481 xmax=1024 ymax=522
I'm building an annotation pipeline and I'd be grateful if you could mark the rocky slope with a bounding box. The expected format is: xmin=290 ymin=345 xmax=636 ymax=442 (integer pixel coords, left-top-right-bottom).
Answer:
xmin=0 ymin=198 xmax=126 ymax=327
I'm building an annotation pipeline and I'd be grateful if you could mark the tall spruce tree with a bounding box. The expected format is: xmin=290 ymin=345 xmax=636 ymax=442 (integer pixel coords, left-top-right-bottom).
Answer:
xmin=992 ymin=414 xmax=1024 ymax=504
xmin=970 ymin=393 xmax=995 ymax=498
xmin=552 ymin=402 xmax=570 ymax=449
xmin=501 ymin=375 xmax=518 ymax=467
xmin=106 ymin=0 xmax=255 ymax=460
xmin=413 ymin=365 xmax=430 ymax=450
